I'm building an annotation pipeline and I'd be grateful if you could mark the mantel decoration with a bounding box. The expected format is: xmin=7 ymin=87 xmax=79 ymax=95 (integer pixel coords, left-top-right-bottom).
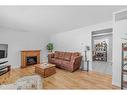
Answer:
xmin=46 ymin=43 xmax=54 ymax=52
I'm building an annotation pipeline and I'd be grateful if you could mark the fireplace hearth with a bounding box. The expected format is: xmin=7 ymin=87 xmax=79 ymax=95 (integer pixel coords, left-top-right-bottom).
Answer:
xmin=21 ymin=50 xmax=40 ymax=68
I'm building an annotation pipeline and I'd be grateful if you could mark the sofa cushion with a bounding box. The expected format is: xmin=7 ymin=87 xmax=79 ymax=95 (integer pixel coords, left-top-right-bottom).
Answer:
xmin=54 ymin=59 xmax=62 ymax=64
xmin=71 ymin=52 xmax=80 ymax=60
xmin=61 ymin=60 xmax=72 ymax=70
xmin=54 ymin=51 xmax=60 ymax=58
xmin=61 ymin=60 xmax=70 ymax=65
xmin=64 ymin=52 xmax=72 ymax=61
xmin=72 ymin=52 xmax=80 ymax=56
xmin=48 ymin=53 xmax=54 ymax=58
xmin=50 ymin=58 xmax=56 ymax=63
xmin=58 ymin=52 xmax=65 ymax=59
xmin=71 ymin=52 xmax=80 ymax=57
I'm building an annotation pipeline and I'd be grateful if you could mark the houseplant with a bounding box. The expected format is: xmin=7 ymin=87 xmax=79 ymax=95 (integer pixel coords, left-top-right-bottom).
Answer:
xmin=46 ymin=43 xmax=54 ymax=52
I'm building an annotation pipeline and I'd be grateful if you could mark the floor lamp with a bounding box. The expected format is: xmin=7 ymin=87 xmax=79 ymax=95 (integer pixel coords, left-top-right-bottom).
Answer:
xmin=84 ymin=46 xmax=90 ymax=72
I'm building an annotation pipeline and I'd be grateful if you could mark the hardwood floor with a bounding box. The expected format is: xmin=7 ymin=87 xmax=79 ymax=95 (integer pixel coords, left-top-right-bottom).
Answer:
xmin=0 ymin=65 xmax=119 ymax=89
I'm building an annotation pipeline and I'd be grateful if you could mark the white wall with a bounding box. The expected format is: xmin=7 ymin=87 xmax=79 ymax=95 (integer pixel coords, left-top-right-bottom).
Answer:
xmin=112 ymin=19 xmax=127 ymax=87
xmin=50 ymin=21 xmax=112 ymax=71
xmin=0 ymin=28 xmax=49 ymax=68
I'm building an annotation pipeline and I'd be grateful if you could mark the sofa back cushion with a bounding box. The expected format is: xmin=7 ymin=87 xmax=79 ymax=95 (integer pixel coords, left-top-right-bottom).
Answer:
xmin=54 ymin=51 xmax=65 ymax=59
xmin=54 ymin=51 xmax=60 ymax=58
xmin=58 ymin=52 xmax=65 ymax=59
xmin=72 ymin=52 xmax=80 ymax=56
xmin=71 ymin=52 xmax=80 ymax=60
xmin=64 ymin=52 xmax=72 ymax=61
xmin=54 ymin=51 xmax=80 ymax=62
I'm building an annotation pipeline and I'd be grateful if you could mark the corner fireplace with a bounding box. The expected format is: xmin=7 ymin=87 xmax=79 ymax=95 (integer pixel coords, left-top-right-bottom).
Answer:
xmin=21 ymin=50 xmax=40 ymax=68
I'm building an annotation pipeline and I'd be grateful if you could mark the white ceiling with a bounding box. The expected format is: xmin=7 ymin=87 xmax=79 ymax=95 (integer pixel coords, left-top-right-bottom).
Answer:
xmin=0 ymin=6 xmax=127 ymax=34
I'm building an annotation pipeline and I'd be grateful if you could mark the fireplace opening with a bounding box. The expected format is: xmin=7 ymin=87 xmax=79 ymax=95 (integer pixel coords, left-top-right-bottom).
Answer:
xmin=26 ymin=56 xmax=37 ymax=66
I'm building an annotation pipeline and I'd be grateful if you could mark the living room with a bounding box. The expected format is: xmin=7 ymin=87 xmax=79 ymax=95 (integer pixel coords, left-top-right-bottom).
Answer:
xmin=0 ymin=5 xmax=127 ymax=91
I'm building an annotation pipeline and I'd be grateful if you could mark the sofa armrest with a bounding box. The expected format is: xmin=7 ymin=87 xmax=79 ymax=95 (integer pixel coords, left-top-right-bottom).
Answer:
xmin=70 ymin=56 xmax=82 ymax=71
xmin=73 ymin=56 xmax=82 ymax=65
xmin=48 ymin=53 xmax=55 ymax=63
xmin=70 ymin=56 xmax=82 ymax=63
xmin=48 ymin=53 xmax=54 ymax=58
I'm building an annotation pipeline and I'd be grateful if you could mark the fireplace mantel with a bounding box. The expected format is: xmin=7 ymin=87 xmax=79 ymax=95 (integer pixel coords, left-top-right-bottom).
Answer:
xmin=21 ymin=50 xmax=41 ymax=52
xmin=21 ymin=50 xmax=40 ymax=68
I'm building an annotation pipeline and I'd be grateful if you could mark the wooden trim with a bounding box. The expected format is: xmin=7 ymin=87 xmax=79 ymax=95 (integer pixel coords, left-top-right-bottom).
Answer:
xmin=21 ymin=50 xmax=41 ymax=52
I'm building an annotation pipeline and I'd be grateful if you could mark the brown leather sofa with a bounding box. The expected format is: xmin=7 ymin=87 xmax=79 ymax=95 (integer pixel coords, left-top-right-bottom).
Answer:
xmin=48 ymin=51 xmax=82 ymax=72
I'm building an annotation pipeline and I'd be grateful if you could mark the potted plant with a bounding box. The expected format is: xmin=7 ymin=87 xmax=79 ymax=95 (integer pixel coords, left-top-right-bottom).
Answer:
xmin=46 ymin=43 xmax=54 ymax=52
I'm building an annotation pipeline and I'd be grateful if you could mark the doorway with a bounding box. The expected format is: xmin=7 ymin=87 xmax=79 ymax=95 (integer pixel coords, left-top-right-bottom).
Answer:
xmin=91 ymin=28 xmax=113 ymax=75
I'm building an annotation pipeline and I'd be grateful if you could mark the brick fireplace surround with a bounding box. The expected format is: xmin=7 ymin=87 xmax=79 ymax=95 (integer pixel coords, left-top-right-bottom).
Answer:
xmin=21 ymin=50 xmax=40 ymax=68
